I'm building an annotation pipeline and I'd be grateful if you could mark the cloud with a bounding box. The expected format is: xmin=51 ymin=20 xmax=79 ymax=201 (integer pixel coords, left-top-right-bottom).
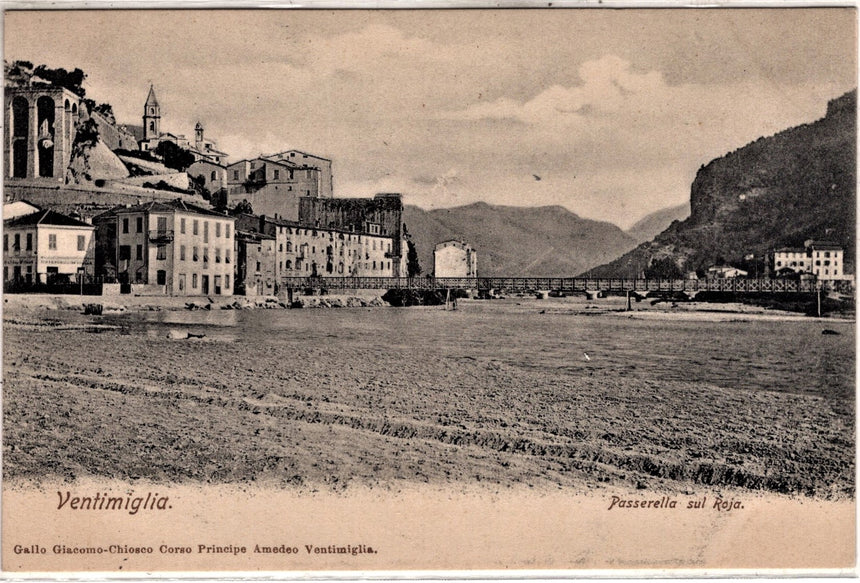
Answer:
xmin=447 ymin=55 xmax=667 ymax=124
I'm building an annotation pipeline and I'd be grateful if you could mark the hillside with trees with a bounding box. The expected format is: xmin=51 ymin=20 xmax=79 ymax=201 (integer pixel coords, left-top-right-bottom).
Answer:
xmin=588 ymin=89 xmax=856 ymax=278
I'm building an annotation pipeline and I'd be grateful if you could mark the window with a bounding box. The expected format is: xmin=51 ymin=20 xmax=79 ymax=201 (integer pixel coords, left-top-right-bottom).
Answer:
xmin=225 ymin=224 xmax=230 ymax=238
xmin=225 ymin=250 xmax=231 ymax=264
xmin=48 ymin=234 xmax=57 ymax=250
xmin=3 ymin=235 xmax=7 ymax=251
xmin=250 ymin=162 xmax=255 ymax=169
xmin=156 ymin=270 xmax=167 ymax=285
xmin=122 ymin=218 xmax=129 ymax=233
xmin=225 ymin=275 xmax=230 ymax=290
xmin=825 ymin=251 xmax=831 ymax=258
xmin=137 ymin=217 xmax=144 ymax=233
xmin=203 ymin=247 xmax=209 ymax=264
xmin=135 ymin=271 xmax=143 ymax=283
xmin=286 ymin=260 xmax=292 ymax=269
xmin=233 ymin=170 xmax=239 ymax=180
xmin=192 ymin=273 xmax=198 ymax=288
xmin=180 ymin=245 xmax=186 ymax=261
xmin=286 ymin=242 xmax=292 ymax=252
xmin=13 ymin=234 xmax=20 ymax=251
xmin=211 ymin=171 xmax=216 ymax=182
xmin=816 ymin=260 xmax=821 ymax=266
xmin=119 ymin=245 xmax=131 ymax=260
xmin=180 ymin=219 xmax=186 ymax=234
xmin=179 ymin=274 xmax=186 ymax=292
xmin=204 ymin=222 xmax=209 ymax=243
xmin=215 ymin=248 xmax=221 ymax=263
xmin=157 ymin=245 xmax=166 ymax=260
xmin=824 ymin=260 xmax=831 ymax=266
xmin=216 ymin=223 xmax=221 ymax=238
xmin=279 ymin=243 xmax=283 ymax=252
xmin=77 ymin=235 xmax=85 ymax=251
xmin=136 ymin=244 xmax=143 ymax=260
xmin=193 ymin=220 xmax=199 ymax=235
xmin=193 ymin=247 xmax=199 ymax=261
xmin=312 ymin=246 xmax=316 ymax=254
xmin=273 ymin=169 xmax=279 ymax=180
xmin=373 ymin=261 xmax=376 ymax=270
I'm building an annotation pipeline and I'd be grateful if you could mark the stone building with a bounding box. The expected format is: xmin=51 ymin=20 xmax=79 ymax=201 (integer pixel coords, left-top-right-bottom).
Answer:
xmin=4 ymin=207 xmax=95 ymax=285
xmin=298 ymin=193 xmax=406 ymax=276
xmin=93 ymin=199 xmax=235 ymax=296
xmin=220 ymin=157 xmax=322 ymax=220
xmin=434 ymin=240 xmax=477 ymax=278
xmin=236 ymin=213 xmax=405 ymax=285
xmin=187 ymin=159 xmax=228 ymax=195
xmin=235 ymin=230 xmax=277 ymax=296
xmin=265 ymin=150 xmax=333 ymax=199
xmin=5 ymin=85 xmax=81 ymax=183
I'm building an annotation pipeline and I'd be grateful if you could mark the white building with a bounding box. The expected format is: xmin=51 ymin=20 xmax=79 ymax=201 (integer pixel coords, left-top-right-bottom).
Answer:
xmin=773 ymin=240 xmax=847 ymax=281
xmin=434 ymin=240 xmax=477 ymax=278
xmin=4 ymin=208 xmax=95 ymax=284
xmin=707 ymin=265 xmax=748 ymax=279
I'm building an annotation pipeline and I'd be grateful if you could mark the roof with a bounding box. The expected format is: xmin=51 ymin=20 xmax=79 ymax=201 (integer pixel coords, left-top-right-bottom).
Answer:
xmin=95 ymin=199 xmax=234 ymax=220
xmin=5 ymin=209 xmax=93 ymax=229
xmin=267 ymin=150 xmax=332 ymax=163
xmin=808 ymin=241 xmax=843 ymax=250
xmin=145 ymin=85 xmax=159 ymax=108
xmin=774 ymin=247 xmax=806 ymax=254
xmin=435 ymin=240 xmax=473 ymax=250
xmin=235 ymin=229 xmax=275 ymax=242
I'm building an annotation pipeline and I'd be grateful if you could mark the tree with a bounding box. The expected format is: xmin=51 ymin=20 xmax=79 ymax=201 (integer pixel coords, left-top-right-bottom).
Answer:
xmin=406 ymin=240 xmax=422 ymax=277
xmin=233 ymin=199 xmax=254 ymax=215
xmin=33 ymin=65 xmax=87 ymax=97
xmin=155 ymin=141 xmax=196 ymax=172
xmin=643 ymin=256 xmax=683 ymax=279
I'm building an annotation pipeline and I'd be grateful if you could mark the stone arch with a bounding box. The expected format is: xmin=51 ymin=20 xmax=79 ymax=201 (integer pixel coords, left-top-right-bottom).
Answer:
xmin=64 ymin=99 xmax=70 ymax=111
xmin=10 ymin=96 xmax=29 ymax=178
xmin=71 ymin=103 xmax=78 ymax=114
xmin=36 ymin=96 xmax=55 ymax=177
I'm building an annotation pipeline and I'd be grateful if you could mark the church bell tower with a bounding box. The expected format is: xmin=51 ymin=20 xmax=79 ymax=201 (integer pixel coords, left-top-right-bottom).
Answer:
xmin=143 ymin=84 xmax=160 ymax=141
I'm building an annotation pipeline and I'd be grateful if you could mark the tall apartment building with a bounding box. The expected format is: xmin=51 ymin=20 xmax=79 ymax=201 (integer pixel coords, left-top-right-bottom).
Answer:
xmin=93 ymin=199 xmax=235 ymax=296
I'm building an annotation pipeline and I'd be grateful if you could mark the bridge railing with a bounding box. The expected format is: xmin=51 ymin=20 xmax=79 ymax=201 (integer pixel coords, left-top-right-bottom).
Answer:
xmin=279 ymin=276 xmax=854 ymax=294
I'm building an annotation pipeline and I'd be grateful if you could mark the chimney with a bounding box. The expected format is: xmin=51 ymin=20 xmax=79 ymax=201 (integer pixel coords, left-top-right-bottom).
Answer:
xmin=259 ymin=214 xmax=266 ymax=233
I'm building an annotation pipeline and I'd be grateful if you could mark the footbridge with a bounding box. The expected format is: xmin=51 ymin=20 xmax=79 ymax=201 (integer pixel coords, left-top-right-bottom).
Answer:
xmin=281 ymin=276 xmax=853 ymax=295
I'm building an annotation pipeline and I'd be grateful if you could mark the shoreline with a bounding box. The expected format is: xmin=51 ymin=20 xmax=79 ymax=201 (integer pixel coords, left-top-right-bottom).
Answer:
xmin=2 ymin=292 xmax=853 ymax=323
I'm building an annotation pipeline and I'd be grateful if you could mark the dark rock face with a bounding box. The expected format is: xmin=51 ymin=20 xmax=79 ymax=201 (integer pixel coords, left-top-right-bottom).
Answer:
xmin=590 ymin=89 xmax=857 ymax=277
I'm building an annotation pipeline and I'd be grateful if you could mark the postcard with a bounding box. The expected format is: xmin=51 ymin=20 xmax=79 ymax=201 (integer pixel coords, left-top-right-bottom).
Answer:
xmin=1 ymin=6 xmax=856 ymax=575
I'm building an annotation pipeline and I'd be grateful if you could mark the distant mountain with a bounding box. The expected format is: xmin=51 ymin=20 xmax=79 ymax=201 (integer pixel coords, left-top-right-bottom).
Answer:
xmin=626 ymin=203 xmax=690 ymax=244
xmin=403 ymin=202 xmax=637 ymax=277
xmin=589 ymin=89 xmax=856 ymax=278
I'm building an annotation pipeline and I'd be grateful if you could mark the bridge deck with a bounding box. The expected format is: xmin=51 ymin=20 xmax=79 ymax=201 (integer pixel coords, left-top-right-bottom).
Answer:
xmin=281 ymin=276 xmax=854 ymax=294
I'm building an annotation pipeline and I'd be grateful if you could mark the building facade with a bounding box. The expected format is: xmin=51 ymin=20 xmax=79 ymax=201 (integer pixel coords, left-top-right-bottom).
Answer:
xmin=4 ymin=208 xmax=95 ymax=285
xmin=298 ymin=193 xmax=406 ymax=277
xmin=236 ymin=214 xmax=405 ymax=286
xmin=235 ymin=230 xmax=277 ymax=296
xmin=773 ymin=240 xmax=847 ymax=281
xmin=5 ymin=85 xmax=81 ymax=183
xmin=434 ymin=240 xmax=477 ymax=278
xmin=221 ymin=157 xmax=322 ymax=220
xmin=93 ymin=199 xmax=235 ymax=296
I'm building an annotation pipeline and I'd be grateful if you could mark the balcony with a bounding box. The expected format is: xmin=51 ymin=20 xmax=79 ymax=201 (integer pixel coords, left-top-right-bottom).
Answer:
xmin=149 ymin=230 xmax=174 ymax=244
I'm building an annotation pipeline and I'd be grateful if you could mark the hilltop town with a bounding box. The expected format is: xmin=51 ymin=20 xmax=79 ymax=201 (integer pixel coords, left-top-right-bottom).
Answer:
xmin=2 ymin=60 xmax=854 ymax=305
xmin=3 ymin=61 xmax=482 ymax=301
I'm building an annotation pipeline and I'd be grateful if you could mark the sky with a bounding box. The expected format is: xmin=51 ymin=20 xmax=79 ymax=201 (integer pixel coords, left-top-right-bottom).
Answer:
xmin=4 ymin=8 xmax=857 ymax=228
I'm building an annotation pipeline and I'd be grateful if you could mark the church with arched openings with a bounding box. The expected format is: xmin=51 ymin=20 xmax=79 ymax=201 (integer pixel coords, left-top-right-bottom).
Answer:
xmin=4 ymin=84 xmax=82 ymax=183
